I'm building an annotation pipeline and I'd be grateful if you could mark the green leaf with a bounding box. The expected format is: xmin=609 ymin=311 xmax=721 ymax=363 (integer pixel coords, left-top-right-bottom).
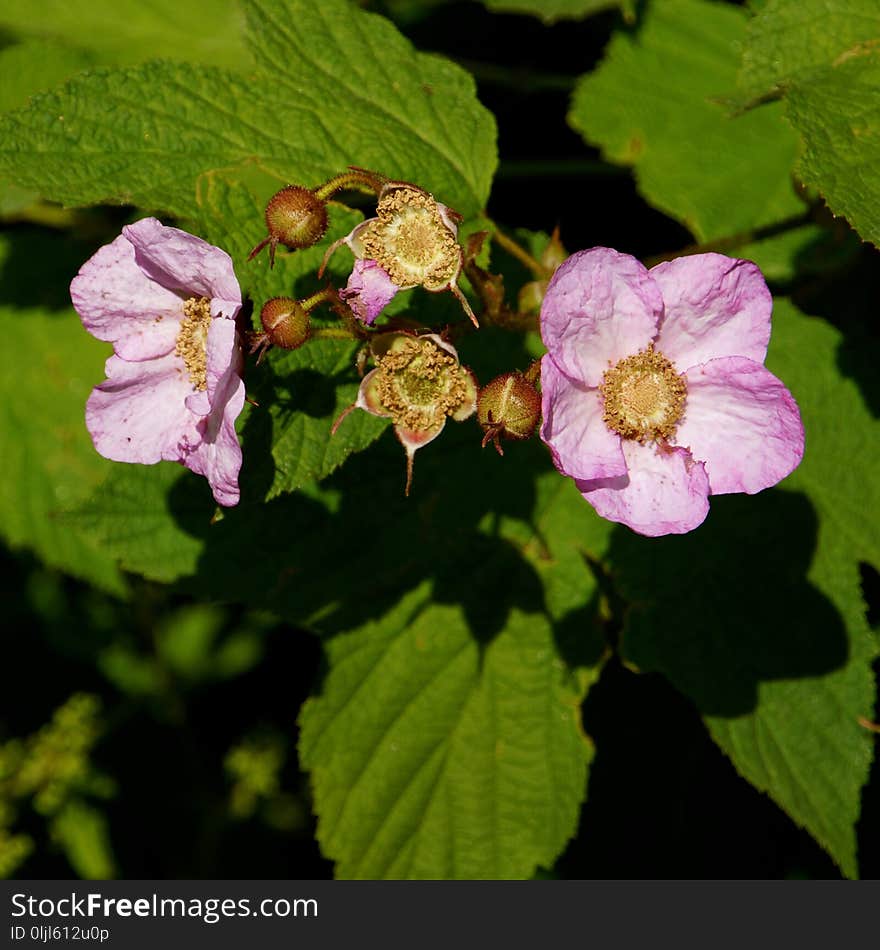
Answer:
xmin=482 ymin=0 xmax=632 ymax=24
xmin=611 ymin=300 xmax=878 ymax=878
xmin=298 ymin=452 xmax=612 ymax=879
xmin=738 ymin=0 xmax=880 ymax=99
xmin=300 ymin=582 xmax=598 ymax=879
xmin=0 ymin=0 xmax=496 ymax=221
xmin=0 ymin=0 xmax=247 ymax=66
xmin=66 ymin=464 xmax=207 ymax=584
xmin=735 ymin=0 xmax=880 ymax=247
xmin=0 ymin=39 xmax=94 ymax=115
xmin=0 ymin=234 xmax=125 ymax=595
xmin=569 ymin=0 xmax=805 ymax=242
xmin=0 ymin=39 xmax=96 ymax=217
xmin=784 ymin=53 xmax=880 ymax=248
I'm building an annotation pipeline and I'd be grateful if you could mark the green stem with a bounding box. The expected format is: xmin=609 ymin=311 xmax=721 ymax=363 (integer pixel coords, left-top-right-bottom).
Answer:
xmin=643 ymin=212 xmax=813 ymax=268
xmin=490 ymin=226 xmax=549 ymax=278
xmin=309 ymin=326 xmax=361 ymax=341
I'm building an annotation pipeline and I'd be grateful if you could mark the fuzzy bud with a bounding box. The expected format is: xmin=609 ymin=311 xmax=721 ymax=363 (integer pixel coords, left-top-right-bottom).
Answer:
xmin=477 ymin=371 xmax=541 ymax=455
xmin=249 ymin=297 xmax=310 ymax=362
xmin=260 ymin=297 xmax=310 ymax=349
xmin=248 ymin=185 xmax=329 ymax=267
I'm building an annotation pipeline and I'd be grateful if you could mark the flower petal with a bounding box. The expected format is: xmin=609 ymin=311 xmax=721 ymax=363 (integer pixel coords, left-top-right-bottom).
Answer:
xmin=540 ymin=247 xmax=662 ymax=387
xmin=123 ymin=217 xmax=242 ymax=317
xmin=576 ymin=441 xmax=710 ymax=537
xmin=356 ymin=368 xmax=393 ymax=418
xmin=70 ymin=231 xmax=183 ymax=360
xmin=339 ymin=259 xmax=399 ymax=325
xmin=183 ymin=318 xmax=245 ymax=506
xmin=451 ymin=368 xmax=478 ymax=422
xmin=676 ymin=357 xmax=804 ymax=495
xmin=86 ymin=353 xmax=200 ymax=465
xmin=652 ymin=253 xmax=771 ymax=371
xmin=540 ymin=354 xmax=626 ymax=480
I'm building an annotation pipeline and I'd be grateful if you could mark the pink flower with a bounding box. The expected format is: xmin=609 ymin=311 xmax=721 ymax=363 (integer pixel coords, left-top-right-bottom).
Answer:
xmin=334 ymin=331 xmax=477 ymax=495
xmin=540 ymin=248 xmax=804 ymax=536
xmin=71 ymin=217 xmax=245 ymax=507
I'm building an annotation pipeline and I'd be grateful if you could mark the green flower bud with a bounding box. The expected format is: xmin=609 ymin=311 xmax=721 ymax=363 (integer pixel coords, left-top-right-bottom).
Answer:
xmin=477 ymin=371 xmax=541 ymax=455
xmin=248 ymin=186 xmax=329 ymax=267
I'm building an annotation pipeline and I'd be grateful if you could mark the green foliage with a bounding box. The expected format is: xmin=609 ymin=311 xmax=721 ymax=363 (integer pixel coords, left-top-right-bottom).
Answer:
xmin=0 ymin=234 xmax=125 ymax=595
xmin=0 ymin=0 xmax=496 ymax=221
xmin=1 ymin=0 xmax=877 ymax=882
xmin=0 ymin=0 xmax=247 ymax=66
xmin=1 ymin=694 xmax=116 ymax=879
xmin=299 ymin=460 xmax=613 ymax=879
xmin=737 ymin=0 xmax=880 ymax=247
xmin=300 ymin=584 xmax=598 ymax=879
xmin=612 ymin=300 xmax=879 ymax=878
xmin=738 ymin=0 xmax=880 ymax=98
xmin=569 ymin=0 xmax=806 ymax=248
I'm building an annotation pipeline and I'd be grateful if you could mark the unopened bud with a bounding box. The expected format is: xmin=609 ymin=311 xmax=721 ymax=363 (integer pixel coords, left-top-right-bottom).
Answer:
xmin=477 ymin=371 xmax=541 ymax=455
xmin=248 ymin=185 xmax=329 ymax=267
xmin=249 ymin=297 xmax=310 ymax=362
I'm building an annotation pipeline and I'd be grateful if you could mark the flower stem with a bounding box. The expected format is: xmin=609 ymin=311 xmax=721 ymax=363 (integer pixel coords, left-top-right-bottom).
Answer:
xmin=310 ymin=326 xmax=362 ymax=341
xmin=643 ymin=211 xmax=813 ymax=268
xmin=490 ymin=226 xmax=550 ymax=278
xmin=313 ymin=167 xmax=385 ymax=201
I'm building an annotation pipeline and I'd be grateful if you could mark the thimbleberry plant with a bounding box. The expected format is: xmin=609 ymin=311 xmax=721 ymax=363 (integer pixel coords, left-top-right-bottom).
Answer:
xmin=0 ymin=0 xmax=877 ymax=884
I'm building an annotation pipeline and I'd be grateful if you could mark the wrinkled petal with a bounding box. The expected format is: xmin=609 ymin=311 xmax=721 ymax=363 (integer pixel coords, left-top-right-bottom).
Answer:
xmin=576 ymin=441 xmax=710 ymax=537
xmin=86 ymin=353 xmax=199 ymax=465
xmin=183 ymin=319 xmax=245 ymax=506
xmin=676 ymin=357 xmax=804 ymax=495
xmin=340 ymin=259 xmax=399 ymax=324
xmin=123 ymin=217 xmax=241 ymax=317
xmin=395 ymin=419 xmax=446 ymax=454
xmin=540 ymin=354 xmax=626 ymax=480
xmin=652 ymin=254 xmax=771 ymax=371
xmin=451 ymin=368 xmax=478 ymax=422
xmin=541 ymin=247 xmax=662 ymax=387
xmin=437 ymin=202 xmax=460 ymax=237
xmin=356 ymin=368 xmax=392 ymax=418
xmin=70 ymin=231 xmax=183 ymax=360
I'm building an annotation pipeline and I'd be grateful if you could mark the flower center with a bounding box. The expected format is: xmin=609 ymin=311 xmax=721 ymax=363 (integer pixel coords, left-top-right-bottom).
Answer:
xmin=175 ymin=296 xmax=212 ymax=391
xmin=360 ymin=187 xmax=461 ymax=290
xmin=599 ymin=345 xmax=686 ymax=442
xmin=375 ymin=337 xmax=469 ymax=430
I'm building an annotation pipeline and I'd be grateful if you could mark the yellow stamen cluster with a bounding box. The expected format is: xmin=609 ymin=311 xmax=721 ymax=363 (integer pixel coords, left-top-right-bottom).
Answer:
xmin=599 ymin=345 xmax=686 ymax=442
xmin=360 ymin=187 xmax=461 ymax=290
xmin=375 ymin=337 xmax=469 ymax=430
xmin=175 ymin=296 xmax=213 ymax=391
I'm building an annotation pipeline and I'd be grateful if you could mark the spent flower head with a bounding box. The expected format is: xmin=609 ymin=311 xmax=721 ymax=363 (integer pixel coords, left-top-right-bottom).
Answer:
xmin=539 ymin=248 xmax=804 ymax=536
xmin=322 ymin=176 xmax=477 ymax=327
xmin=70 ymin=218 xmax=246 ymax=506
xmin=335 ymin=331 xmax=478 ymax=494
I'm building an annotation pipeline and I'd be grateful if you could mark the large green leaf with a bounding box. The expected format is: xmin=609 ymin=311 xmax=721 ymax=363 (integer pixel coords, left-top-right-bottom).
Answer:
xmin=785 ymin=54 xmax=880 ymax=249
xmin=300 ymin=579 xmax=597 ymax=879
xmin=738 ymin=0 xmax=880 ymax=99
xmin=0 ymin=0 xmax=496 ymax=221
xmin=0 ymin=234 xmax=125 ymax=594
xmin=569 ymin=0 xmax=805 ymax=243
xmin=0 ymin=0 xmax=247 ymax=66
xmin=298 ymin=451 xmax=613 ymax=879
xmin=736 ymin=0 xmax=880 ymax=247
xmin=611 ymin=300 xmax=878 ymax=878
